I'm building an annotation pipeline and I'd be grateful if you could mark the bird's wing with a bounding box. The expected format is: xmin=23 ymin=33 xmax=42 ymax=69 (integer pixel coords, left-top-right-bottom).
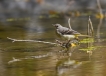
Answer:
xmin=62 ymin=29 xmax=81 ymax=35
xmin=57 ymin=26 xmax=69 ymax=35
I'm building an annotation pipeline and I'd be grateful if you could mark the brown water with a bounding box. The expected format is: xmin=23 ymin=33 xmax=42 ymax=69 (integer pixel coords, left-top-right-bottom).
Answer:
xmin=0 ymin=17 xmax=106 ymax=76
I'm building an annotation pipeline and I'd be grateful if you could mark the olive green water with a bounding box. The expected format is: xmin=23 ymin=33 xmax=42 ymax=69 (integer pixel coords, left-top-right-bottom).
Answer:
xmin=0 ymin=17 xmax=106 ymax=76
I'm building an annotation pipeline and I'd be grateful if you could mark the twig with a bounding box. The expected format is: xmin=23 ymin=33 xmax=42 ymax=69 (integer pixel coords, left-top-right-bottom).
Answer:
xmin=7 ymin=37 xmax=77 ymax=48
xmin=96 ymin=18 xmax=103 ymax=42
xmin=96 ymin=0 xmax=103 ymax=42
xmin=88 ymin=16 xmax=94 ymax=36
xmin=68 ymin=18 xmax=72 ymax=30
xmin=97 ymin=0 xmax=102 ymax=15
xmin=8 ymin=52 xmax=52 ymax=64
xmin=87 ymin=16 xmax=94 ymax=57
xmin=7 ymin=37 xmax=57 ymax=45
xmin=8 ymin=57 xmax=21 ymax=64
xmin=87 ymin=17 xmax=90 ymax=36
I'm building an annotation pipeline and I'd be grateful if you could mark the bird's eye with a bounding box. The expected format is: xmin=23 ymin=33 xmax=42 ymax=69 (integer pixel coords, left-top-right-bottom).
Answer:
xmin=55 ymin=25 xmax=58 ymax=27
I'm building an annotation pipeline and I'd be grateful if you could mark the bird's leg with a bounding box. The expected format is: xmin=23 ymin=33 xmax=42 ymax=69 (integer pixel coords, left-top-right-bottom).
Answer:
xmin=56 ymin=39 xmax=71 ymax=52
xmin=65 ymin=39 xmax=71 ymax=49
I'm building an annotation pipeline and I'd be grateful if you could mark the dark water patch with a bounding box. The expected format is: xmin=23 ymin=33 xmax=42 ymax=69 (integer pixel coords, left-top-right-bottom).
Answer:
xmin=0 ymin=29 xmax=5 ymax=32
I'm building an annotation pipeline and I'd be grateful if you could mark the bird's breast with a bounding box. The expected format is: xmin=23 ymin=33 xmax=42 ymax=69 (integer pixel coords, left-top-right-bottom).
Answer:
xmin=63 ymin=35 xmax=75 ymax=39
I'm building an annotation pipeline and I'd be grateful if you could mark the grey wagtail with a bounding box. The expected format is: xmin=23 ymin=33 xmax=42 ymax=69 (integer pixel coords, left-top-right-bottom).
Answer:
xmin=53 ymin=24 xmax=90 ymax=40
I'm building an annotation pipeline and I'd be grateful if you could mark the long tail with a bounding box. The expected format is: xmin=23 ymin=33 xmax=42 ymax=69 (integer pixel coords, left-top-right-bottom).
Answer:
xmin=78 ymin=34 xmax=92 ymax=37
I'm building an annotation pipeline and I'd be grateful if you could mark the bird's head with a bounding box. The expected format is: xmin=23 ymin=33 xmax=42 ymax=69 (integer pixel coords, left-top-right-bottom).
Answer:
xmin=52 ymin=24 xmax=62 ymax=28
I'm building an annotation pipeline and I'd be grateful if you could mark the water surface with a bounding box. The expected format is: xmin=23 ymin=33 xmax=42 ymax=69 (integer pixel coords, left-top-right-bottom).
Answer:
xmin=0 ymin=17 xmax=106 ymax=76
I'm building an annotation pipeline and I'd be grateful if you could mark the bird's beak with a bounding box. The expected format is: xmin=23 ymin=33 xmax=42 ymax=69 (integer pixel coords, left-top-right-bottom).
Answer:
xmin=52 ymin=24 xmax=57 ymax=27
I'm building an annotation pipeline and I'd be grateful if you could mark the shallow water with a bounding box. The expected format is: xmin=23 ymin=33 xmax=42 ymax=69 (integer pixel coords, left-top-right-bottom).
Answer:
xmin=0 ymin=17 xmax=106 ymax=76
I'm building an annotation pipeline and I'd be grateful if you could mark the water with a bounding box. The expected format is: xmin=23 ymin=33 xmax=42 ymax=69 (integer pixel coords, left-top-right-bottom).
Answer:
xmin=0 ymin=17 xmax=106 ymax=76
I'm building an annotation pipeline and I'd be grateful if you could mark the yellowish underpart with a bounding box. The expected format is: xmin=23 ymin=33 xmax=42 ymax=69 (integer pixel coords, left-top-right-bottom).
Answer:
xmin=70 ymin=43 xmax=76 ymax=47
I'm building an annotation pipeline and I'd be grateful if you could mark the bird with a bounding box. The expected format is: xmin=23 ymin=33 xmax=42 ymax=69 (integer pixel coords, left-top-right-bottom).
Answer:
xmin=53 ymin=24 xmax=81 ymax=40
